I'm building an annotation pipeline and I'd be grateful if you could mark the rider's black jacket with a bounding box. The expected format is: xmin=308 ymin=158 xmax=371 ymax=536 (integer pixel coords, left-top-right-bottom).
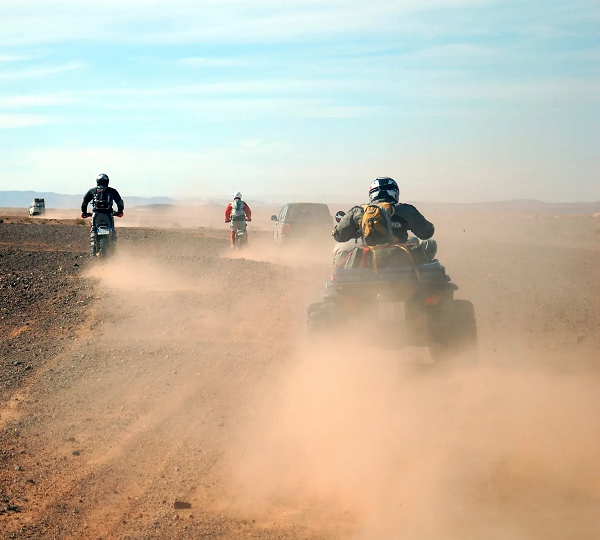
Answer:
xmin=81 ymin=187 xmax=124 ymax=214
xmin=333 ymin=201 xmax=434 ymax=244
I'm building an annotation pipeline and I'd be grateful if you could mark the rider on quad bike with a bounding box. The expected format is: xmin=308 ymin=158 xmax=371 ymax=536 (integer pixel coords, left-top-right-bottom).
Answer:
xmin=81 ymin=173 xmax=124 ymax=256
xmin=332 ymin=177 xmax=436 ymax=267
xmin=311 ymin=177 xmax=477 ymax=363
xmin=225 ymin=192 xmax=252 ymax=248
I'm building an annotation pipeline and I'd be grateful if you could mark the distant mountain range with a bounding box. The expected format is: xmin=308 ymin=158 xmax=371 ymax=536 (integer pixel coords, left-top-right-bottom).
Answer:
xmin=0 ymin=191 xmax=274 ymax=209
xmin=0 ymin=191 xmax=178 ymax=209
xmin=1 ymin=191 xmax=598 ymax=215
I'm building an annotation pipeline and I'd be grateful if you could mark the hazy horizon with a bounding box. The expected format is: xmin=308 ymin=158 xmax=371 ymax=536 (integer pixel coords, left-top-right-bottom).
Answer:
xmin=1 ymin=188 xmax=599 ymax=210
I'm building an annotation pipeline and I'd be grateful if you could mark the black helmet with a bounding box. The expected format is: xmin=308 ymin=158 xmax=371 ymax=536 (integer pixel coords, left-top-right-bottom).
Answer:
xmin=96 ymin=173 xmax=109 ymax=187
xmin=369 ymin=177 xmax=399 ymax=203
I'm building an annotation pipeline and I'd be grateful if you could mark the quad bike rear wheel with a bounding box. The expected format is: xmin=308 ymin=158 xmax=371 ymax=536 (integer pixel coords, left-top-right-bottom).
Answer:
xmin=429 ymin=299 xmax=477 ymax=364
xmin=307 ymin=302 xmax=333 ymax=333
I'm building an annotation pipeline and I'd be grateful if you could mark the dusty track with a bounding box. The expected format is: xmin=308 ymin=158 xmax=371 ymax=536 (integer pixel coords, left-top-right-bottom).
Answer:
xmin=1 ymin=217 xmax=599 ymax=539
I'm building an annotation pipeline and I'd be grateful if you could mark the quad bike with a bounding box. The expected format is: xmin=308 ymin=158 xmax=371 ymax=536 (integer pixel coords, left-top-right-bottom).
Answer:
xmin=83 ymin=211 xmax=119 ymax=259
xmin=308 ymin=215 xmax=477 ymax=363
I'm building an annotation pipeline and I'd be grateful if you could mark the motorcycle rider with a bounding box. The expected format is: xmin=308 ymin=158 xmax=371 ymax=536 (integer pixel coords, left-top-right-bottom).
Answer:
xmin=332 ymin=177 xmax=436 ymax=267
xmin=81 ymin=173 xmax=124 ymax=256
xmin=224 ymin=192 xmax=252 ymax=248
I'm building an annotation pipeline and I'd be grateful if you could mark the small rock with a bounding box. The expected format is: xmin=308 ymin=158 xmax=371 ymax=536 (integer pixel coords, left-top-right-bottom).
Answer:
xmin=14 ymin=466 xmax=23 ymax=471
xmin=72 ymin=450 xmax=81 ymax=456
xmin=173 ymin=500 xmax=192 ymax=509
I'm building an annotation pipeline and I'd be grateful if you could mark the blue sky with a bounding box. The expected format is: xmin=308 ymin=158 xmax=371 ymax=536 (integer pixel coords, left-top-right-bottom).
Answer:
xmin=0 ymin=0 xmax=598 ymax=203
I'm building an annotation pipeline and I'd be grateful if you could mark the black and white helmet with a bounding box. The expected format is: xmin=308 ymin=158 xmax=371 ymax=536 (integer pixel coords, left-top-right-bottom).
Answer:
xmin=233 ymin=191 xmax=242 ymax=199
xmin=368 ymin=177 xmax=399 ymax=203
xmin=96 ymin=173 xmax=109 ymax=187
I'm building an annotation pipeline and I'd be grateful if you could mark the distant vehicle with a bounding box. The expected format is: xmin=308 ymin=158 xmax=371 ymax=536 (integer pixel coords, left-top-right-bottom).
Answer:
xmin=271 ymin=203 xmax=332 ymax=246
xmin=29 ymin=198 xmax=45 ymax=216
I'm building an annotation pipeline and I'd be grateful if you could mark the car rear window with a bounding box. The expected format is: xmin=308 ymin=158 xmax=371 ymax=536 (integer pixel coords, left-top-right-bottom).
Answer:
xmin=286 ymin=204 xmax=331 ymax=222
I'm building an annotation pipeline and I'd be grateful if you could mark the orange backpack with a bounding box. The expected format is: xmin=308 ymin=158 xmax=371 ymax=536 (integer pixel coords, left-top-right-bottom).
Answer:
xmin=360 ymin=202 xmax=394 ymax=246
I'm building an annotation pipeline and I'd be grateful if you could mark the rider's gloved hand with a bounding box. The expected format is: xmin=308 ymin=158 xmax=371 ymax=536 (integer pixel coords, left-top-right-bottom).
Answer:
xmin=225 ymin=219 xmax=230 ymax=223
xmin=116 ymin=212 xmax=124 ymax=218
xmin=81 ymin=212 xmax=90 ymax=218
xmin=246 ymin=218 xmax=252 ymax=222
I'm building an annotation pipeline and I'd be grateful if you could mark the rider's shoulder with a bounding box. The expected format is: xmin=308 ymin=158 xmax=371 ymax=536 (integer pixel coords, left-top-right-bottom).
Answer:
xmin=394 ymin=202 xmax=417 ymax=210
xmin=393 ymin=202 xmax=421 ymax=215
xmin=347 ymin=205 xmax=365 ymax=219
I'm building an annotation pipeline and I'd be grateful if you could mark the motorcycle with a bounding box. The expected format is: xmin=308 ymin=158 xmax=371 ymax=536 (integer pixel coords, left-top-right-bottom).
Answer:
xmin=83 ymin=211 xmax=120 ymax=259
xmin=309 ymin=211 xmax=477 ymax=363
xmin=230 ymin=220 xmax=249 ymax=250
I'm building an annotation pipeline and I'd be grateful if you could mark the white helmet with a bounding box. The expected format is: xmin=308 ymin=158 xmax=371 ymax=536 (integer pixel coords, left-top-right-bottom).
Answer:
xmin=368 ymin=177 xmax=399 ymax=203
xmin=233 ymin=191 xmax=242 ymax=199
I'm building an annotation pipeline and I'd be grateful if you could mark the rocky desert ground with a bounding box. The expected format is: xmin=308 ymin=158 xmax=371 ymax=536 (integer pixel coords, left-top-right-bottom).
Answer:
xmin=1 ymin=207 xmax=599 ymax=539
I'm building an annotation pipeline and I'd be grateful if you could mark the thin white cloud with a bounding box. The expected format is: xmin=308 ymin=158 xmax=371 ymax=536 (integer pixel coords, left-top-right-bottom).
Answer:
xmin=240 ymin=139 xmax=263 ymax=148
xmin=0 ymin=62 xmax=83 ymax=80
xmin=411 ymin=79 xmax=600 ymax=102
xmin=0 ymin=55 xmax=25 ymax=63
xmin=0 ymin=92 xmax=84 ymax=107
xmin=0 ymin=0 xmax=489 ymax=46
xmin=0 ymin=114 xmax=55 ymax=128
xmin=177 ymin=57 xmax=242 ymax=67
xmin=398 ymin=44 xmax=504 ymax=63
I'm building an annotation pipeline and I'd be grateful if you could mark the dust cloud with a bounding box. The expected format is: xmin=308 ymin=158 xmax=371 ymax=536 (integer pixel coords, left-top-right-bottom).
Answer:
xmin=225 ymin=235 xmax=337 ymax=268
xmin=231 ymin=342 xmax=600 ymax=539
xmin=84 ymin=251 xmax=201 ymax=292
xmin=89 ymin=229 xmax=600 ymax=540
xmin=13 ymin=211 xmax=595 ymax=539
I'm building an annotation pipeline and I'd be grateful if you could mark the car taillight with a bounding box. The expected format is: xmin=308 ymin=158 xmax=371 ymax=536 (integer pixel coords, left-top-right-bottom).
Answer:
xmin=425 ymin=295 xmax=441 ymax=306
xmin=281 ymin=223 xmax=291 ymax=234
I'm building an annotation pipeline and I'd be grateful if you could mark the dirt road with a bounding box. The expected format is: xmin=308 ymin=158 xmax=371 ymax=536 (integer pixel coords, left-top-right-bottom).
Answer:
xmin=1 ymin=217 xmax=599 ymax=539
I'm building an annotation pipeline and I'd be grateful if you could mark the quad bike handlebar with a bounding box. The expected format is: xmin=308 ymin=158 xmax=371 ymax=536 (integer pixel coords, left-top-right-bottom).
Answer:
xmin=80 ymin=211 xmax=124 ymax=218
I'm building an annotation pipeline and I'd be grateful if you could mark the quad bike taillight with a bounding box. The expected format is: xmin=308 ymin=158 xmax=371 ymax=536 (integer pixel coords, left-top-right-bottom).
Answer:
xmin=424 ymin=295 xmax=441 ymax=306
